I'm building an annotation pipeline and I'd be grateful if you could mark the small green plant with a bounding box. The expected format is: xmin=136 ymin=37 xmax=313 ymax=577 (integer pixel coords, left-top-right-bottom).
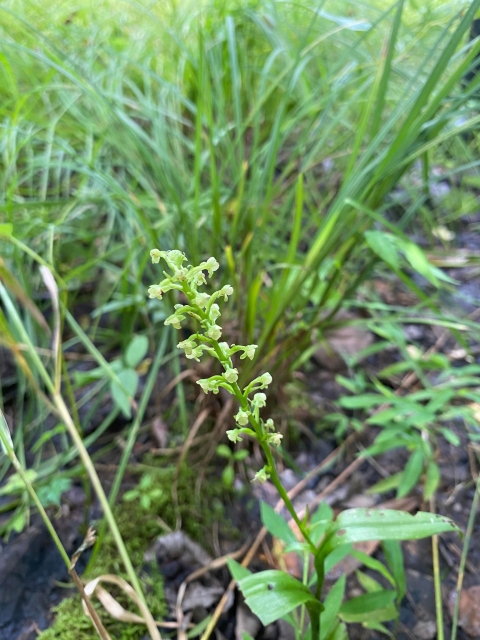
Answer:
xmin=149 ymin=249 xmax=461 ymax=639
xmin=334 ymin=323 xmax=480 ymax=501
xmin=75 ymin=334 xmax=149 ymax=418
xmin=216 ymin=444 xmax=249 ymax=490
xmin=122 ymin=473 xmax=164 ymax=511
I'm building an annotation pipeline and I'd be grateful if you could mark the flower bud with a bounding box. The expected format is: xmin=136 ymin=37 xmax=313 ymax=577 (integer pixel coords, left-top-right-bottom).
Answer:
xmin=193 ymin=292 xmax=210 ymax=309
xmin=252 ymin=393 xmax=266 ymax=408
xmin=267 ymin=432 xmax=283 ymax=447
xmin=218 ymin=284 xmax=234 ymax=300
xmin=253 ymin=467 xmax=270 ymax=483
xmin=177 ymin=338 xmax=196 ymax=355
xmin=148 ymin=285 xmax=163 ymax=299
xmin=186 ymin=346 xmax=204 ymax=361
xmin=165 ymin=313 xmax=185 ymax=329
xmin=235 ymin=409 xmax=250 ymax=426
xmin=241 ymin=344 xmax=257 ymax=360
xmin=205 ymin=257 xmax=219 ymax=277
xmin=206 ymin=324 xmax=222 ymax=340
xmin=265 ymin=418 xmax=275 ymax=431
xmin=209 ymin=304 xmax=221 ymax=321
xmin=258 ymin=372 xmax=272 ymax=388
xmin=150 ymin=249 xmax=162 ymax=264
xmin=197 ymin=378 xmax=220 ymax=394
xmin=223 ymin=368 xmax=239 ymax=384
xmin=226 ymin=429 xmax=243 ymax=443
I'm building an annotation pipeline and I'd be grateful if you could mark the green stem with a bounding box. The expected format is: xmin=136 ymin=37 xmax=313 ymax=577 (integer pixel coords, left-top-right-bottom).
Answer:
xmin=432 ymin=532 xmax=444 ymax=640
xmin=87 ymin=332 xmax=169 ymax=573
xmin=308 ymin=604 xmax=320 ymax=640
xmin=451 ymin=471 xmax=480 ymax=640
xmin=181 ymin=280 xmax=321 ymax=638
xmin=53 ymin=393 xmax=148 ymax=606
xmin=0 ymin=419 xmax=111 ymax=640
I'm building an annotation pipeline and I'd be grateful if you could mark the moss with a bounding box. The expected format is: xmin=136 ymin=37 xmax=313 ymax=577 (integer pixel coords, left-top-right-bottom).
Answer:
xmin=39 ymin=461 xmax=228 ymax=639
xmin=38 ymin=597 xmax=97 ymax=640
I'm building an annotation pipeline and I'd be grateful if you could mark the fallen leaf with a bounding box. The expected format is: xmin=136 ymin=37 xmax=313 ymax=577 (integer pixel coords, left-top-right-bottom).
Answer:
xmin=448 ymin=586 xmax=480 ymax=637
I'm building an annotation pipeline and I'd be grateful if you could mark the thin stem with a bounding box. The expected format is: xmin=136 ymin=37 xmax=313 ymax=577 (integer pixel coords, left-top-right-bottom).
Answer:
xmin=431 ymin=497 xmax=444 ymax=640
xmin=87 ymin=332 xmax=169 ymax=573
xmin=451 ymin=471 xmax=480 ymax=640
xmin=178 ymin=270 xmax=321 ymax=640
xmin=0 ymin=422 xmax=110 ymax=640
xmin=53 ymin=393 xmax=147 ymax=605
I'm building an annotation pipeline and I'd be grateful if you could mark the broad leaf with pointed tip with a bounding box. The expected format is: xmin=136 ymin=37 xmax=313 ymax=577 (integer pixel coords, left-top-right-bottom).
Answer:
xmin=238 ymin=570 xmax=322 ymax=626
xmin=332 ymin=509 xmax=459 ymax=546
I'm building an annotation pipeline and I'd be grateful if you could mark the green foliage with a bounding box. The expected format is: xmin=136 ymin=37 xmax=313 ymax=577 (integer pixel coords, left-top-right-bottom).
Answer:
xmin=152 ymin=249 xmax=459 ymax=639
xmin=122 ymin=473 xmax=163 ymax=511
xmin=0 ymin=1 xmax=479 ymax=636
xmin=337 ymin=357 xmax=480 ymax=499
xmin=39 ymin=597 xmax=96 ymax=640
xmin=238 ymin=570 xmax=323 ymax=627
xmin=216 ymin=444 xmax=248 ymax=489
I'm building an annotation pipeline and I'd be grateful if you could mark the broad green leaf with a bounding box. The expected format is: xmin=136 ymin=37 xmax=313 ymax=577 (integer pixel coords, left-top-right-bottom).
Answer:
xmin=440 ymin=428 xmax=461 ymax=446
xmin=0 ymin=223 xmax=13 ymax=236
xmin=260 ymin=501 xmax=297 ymax=546
xmin=424 ymin=461 xmax=441 ymax=500
xmin=0 ymin=469 xmax=37 ymax=496
xmin=325 ymin=622 xmax=348 ymax=640
xmin=311 ymin=503 xmax=334 ymax=544
xmin=351 ymin=552 xmax=395 ymax=587
xmin=186 ymin=616 xmax=211 ymax=639
xmin=9 ymin=509 xmax=26 ymax=534
xmin=125 ymin=334 xmax=149 ymax=368
xmin=338 ymin=394 xmax=384 ymax=410
xmin=367 ymin=472 xmax=402 ymax=495
xmin=320 ymin=575 xmax=345 ymax=640
xmin=396 ymin=238 xmax=456 ymax=286
xmin=339 ymin=590 xmax=396 ymax=623
xmin=356 ymin=570 xmax=383 ymax=593
xmin=361 ymin=436 xmax=408 ymax=457
xmin=340 ymin=589 xmax=396 ymax=614
xmin=216 ymin=444 xmax=232 ymax=459
xmin=140 ymin=494 xmax=151 ymax=510
xmin=383 ymin=540 xmax=406 ymax=601
xmin=334 ymin=509 xmax=459 ymax=544
xmin=123 ymin=490 xmax=139 ymax=502
xmin=365 ymin=231 xmax=399 ymax=271
xmin=227 ymin=558 xmax=251 ymax=581
xmin=242 ymin=634 xmax=255 ymax=640
xmin=222 ymin=464 xmax=234 ymax=489
xmin=233 ymin=449 xmax=249 ymax=461
xmin=312 ymin=502 xmax=334 ymax=524
xmin=238 ymin=570 xmax=321 ymax=626
xmin=364 ymin=621 xmax=395 ymax=638
xmin=398 ymin=449 xmax=424 ymax=498
xmin=110 ymin=368 xmax=138 ymax=417
xmin=75 ymin=359 xmax=123 ymax=386
xmin=324 ymin=543 xmax=352 ymax=574
xmin=37 ymin=477 xmax=72 ymax=507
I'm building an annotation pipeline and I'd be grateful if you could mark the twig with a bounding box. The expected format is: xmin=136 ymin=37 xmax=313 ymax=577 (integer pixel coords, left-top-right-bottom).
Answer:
xmin=175 ymin=541 xmax=250 ymax=640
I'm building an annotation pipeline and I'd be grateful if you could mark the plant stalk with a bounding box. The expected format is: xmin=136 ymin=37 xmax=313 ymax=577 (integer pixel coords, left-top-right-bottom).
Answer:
xmin=52 ymin=393 xmax=146 ymax=603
